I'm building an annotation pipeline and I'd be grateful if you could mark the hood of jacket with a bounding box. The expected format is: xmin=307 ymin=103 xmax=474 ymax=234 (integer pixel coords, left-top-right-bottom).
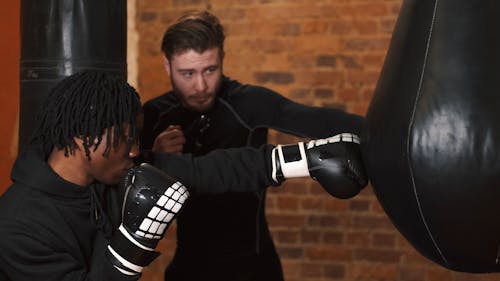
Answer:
xmin=9 ymin=142 xmax=121 ymax=235
xmin=11 ymin=142 xmax=90 ymax=199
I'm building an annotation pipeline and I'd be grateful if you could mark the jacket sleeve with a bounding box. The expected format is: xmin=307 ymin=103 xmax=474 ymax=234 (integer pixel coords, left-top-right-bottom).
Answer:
xmin=0 ymin=220 xmax=140 ymax=281
xmin=232 ymin=85 xmax=365 ymax=138
xmin=150 ymin=145 xmax=279 ymax=195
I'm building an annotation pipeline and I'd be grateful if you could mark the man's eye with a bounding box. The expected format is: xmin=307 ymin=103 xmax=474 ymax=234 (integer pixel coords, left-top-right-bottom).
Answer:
xmin=182 ymin=72 xmax=193 ymax=78
xmin=206 ymin=67 xmax=217 ymax=74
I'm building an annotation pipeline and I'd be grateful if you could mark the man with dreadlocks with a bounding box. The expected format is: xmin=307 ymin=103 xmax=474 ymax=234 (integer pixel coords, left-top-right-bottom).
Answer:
xmin=0 ymin=70 xmax=366 ymax=280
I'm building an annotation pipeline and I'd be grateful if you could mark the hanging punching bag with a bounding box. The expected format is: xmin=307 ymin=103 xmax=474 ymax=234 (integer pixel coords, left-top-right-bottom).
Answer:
xmin=20 ymin=0 xmax=127 ymax=150
xmin=362 ymin=0 xmax=500 ymax=273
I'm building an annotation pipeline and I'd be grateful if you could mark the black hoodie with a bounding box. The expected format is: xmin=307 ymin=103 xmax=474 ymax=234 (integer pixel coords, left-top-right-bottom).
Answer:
xmin=0 ymin=143 xmax=134 ymax=281
xmin=0 ymin=142 xmax=277 ymax=281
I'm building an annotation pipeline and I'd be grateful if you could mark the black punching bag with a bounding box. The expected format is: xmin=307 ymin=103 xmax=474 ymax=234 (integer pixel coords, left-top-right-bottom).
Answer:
xmin=362 ymin=0 xmax=500 ymax=273
xmin=20 ymin=0 xmax=127 ymax=150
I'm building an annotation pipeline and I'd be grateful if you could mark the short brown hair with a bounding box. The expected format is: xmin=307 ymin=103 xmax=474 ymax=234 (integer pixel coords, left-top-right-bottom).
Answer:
xmin=161 ymin=11 xmax=225 ymax=61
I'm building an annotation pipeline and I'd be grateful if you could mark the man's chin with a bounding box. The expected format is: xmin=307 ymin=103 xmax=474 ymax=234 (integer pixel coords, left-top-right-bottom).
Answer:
xmin=186 ymin=100 xmax=214 ymax=113
xmin=102 ymin=173 xmax=125 ymax=186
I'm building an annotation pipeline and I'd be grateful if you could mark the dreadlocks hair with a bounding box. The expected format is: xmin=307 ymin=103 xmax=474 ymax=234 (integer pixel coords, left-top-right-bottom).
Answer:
xmin=31 ymin=70 xmax=142 ymax=160
xmin=161 ymin=10 xmax=225 ymax=61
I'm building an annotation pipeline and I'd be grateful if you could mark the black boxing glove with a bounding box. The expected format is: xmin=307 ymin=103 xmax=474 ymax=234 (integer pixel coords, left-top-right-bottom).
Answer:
xmin=271 ymin=133 xmax=368 ymax=199
xmin=107 ymin=163 xmax=189 ymax=276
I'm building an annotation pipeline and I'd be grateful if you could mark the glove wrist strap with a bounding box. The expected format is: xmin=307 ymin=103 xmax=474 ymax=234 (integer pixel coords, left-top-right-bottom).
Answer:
xmin=107 ymin=225 xmax=160 ymax=274
xmin=272 ymin=142 xmax=310 ymax=183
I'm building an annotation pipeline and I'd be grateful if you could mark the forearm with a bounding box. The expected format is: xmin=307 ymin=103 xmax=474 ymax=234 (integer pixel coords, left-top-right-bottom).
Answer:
xmin=151 ymin=145 xmax=279 ymax=194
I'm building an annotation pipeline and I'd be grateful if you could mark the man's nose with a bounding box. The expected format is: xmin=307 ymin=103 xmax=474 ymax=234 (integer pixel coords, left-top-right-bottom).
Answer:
xmin=194 ymin=74 xmax=208 ymax=92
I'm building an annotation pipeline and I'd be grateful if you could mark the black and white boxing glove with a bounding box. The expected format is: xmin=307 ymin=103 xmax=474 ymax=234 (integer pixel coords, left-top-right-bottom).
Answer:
xmin=271 ymin=133 xmax=368 ymax=199
xmin=107 ymin=163 xmax=189 ymax=275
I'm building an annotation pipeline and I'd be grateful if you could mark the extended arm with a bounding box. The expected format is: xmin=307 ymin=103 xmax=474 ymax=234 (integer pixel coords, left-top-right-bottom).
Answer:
xmin=231 ymin=86 xmax=364 ymax=138
xmin=149 ymin=144 xmax=278 ymax=195
xmin=146 ymin=133 xmax=367 ymax=197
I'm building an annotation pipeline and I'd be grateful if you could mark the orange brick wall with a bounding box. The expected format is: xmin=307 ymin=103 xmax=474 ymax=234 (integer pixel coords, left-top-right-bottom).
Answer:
xmin=0 ymin=0 xmax=20 ymax=194
xmin=135 ymin=1 xmax=500 ymax=281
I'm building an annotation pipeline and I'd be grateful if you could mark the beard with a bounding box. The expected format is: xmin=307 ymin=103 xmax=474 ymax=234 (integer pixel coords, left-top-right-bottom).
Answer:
xmin=171 ymin=75 xmax=222 ymax=113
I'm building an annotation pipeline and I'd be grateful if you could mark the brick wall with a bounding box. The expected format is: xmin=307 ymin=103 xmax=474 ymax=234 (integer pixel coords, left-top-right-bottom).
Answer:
xmin=135 ymin=1 xmax=500 ymax=281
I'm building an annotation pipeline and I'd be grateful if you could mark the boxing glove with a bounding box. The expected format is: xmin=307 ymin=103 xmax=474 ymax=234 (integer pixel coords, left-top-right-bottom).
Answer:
xmin=271 ymin=133 xmax=368 ymax=199
xmin=107 ymin=163 xmax=189 ymax=275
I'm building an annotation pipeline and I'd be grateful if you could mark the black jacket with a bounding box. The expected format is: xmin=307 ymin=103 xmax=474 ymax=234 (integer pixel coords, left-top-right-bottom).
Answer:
xmin=0 ymin=141 xmax=278 ymax=281
xmin=142 ymin=77 xmax=364 ymax=277
xmin=0 ymin=143 xmax=131 ymax=281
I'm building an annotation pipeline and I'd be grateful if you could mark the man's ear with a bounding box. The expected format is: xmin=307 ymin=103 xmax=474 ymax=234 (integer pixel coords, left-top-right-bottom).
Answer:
xmin=73 ymin=135 xmax=100 ymax=155
xmin=70 ymin=136 xmax=89 ymax=159
xmin=73 ymin=137 xmax=84 ymax=150
xmin=163 ymin=56 xmax=171 ymax=76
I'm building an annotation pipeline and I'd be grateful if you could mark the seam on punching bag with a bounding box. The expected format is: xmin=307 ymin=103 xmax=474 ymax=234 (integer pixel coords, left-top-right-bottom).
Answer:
xmin=406 ymin=0 xmax=449 ymax=267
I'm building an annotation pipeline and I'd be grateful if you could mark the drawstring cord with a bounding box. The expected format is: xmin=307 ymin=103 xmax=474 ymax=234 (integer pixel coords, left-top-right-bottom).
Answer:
xmin=89 ymin=184 xmax=102 ymax=225
xmin=89 ymin=184 xmax=112 ymax=236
